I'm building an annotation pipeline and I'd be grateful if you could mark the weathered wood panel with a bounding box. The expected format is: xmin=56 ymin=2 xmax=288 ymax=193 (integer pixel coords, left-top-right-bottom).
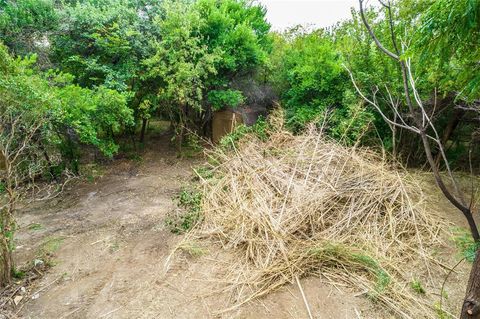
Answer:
xmin=212 ymin=109 xmax=244 ymax=144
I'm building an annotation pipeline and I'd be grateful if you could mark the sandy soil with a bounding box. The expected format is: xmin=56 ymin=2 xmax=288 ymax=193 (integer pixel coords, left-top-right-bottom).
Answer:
xmin=5 ymin=130 xmax=473 ymax=319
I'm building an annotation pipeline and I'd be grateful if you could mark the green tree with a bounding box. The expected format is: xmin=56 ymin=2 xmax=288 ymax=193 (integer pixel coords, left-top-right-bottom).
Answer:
xmin=145 ymin=0 xmax=271 ymax=145
xmin=0 ymin=0 xmax=58 ymax=66
xmin=50 ymin=0 xmax=159 ymax=141
xmin=0 ymin=43 xmax=133 ymax=287
xmin=144 ymin=0 xmax=219 ymax=149
xmin=270 ymin=28 xmax=373 ymax=143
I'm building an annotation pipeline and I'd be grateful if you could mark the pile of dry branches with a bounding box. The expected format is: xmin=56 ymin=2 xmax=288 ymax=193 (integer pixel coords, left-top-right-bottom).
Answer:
xmin=191 ymin=118 xmax=447 ymax=318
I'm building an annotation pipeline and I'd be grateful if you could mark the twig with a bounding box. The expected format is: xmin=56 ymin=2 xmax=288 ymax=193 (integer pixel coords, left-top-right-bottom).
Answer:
xmin=99 ymin=306 xmax=123 ymax=318
xmin=439 ymin=258 xmax=465 ymax=313
xmin=296 ymin=276 xmax=313 ymax=319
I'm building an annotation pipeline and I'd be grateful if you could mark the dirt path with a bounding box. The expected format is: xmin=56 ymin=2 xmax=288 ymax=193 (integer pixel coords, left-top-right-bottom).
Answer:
xmin=9 ymin=132 xmax=471 ymax=319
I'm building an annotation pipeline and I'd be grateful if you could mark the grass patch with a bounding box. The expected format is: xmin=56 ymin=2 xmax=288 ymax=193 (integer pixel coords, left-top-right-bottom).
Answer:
xmin=309 ymin=243 xmax=391 ymax=299
xmin=452 ymin=227 xmax=479 ymax=262
xmin=12 ymin=268 xmax=26 ymax=279
xmin=410 ymin=278 xmax=426 ymax=294
xmin=179 ymin=241 xmax=207 ymax=257
xmin=38 ymin=236 xmax=64 ymax=258
xmin=166 ymin=188 xmax=203 ymax=234
xmin=127 ymin=153 xmax=143 ymax=163
xmin=433 ymin=301 xmax=450 ymax=319
xmin=193 ymin=166 xmax=214 ymax=180
xmin=81 ymin=164 xmax=105 ymax=184
xmin=219 ymin=117 xmax=268 ymax=151
xmin=28 ymin=223 xmax=43 ymax=231
xmin=180 ymin=133 xmax=203 ymax=158
xmin=109 ymin=241 xmax=120 ymax=253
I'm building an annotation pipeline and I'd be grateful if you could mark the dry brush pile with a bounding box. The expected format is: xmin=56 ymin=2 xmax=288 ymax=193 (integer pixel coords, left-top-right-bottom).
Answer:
xmin=184 ymin=118 xmax=450 ymax=318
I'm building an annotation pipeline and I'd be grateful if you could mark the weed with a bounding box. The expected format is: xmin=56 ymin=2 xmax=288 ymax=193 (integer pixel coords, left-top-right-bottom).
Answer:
xmin=219 ymin=117 xmax=269 ymax=151
xmin=127 ymin=153 xmax=143 ymax=163
xmin=38 ymin=236 xmax=64 ymax=257
xmin=0 ymin=182 xmax=5 ymax=194
xmin=180 ymin=133 xmax=203 ymax=158
xmin=109 ymin=242 xmax=120 ymax=253
xmin=166 ymin=188 xmax=202 ymax=234
xmin=452 ymin=227 xmax=480 ymax=262
xmin=81 ymin=164 xmax=104 ymax=183
xmin=179 ymin=241 xmax=207 ymax=257
xmin=410 ymin=278 xmax=426 ymax=294
xmin=12 ymin=268 xmax=25 ymax=279
xmin=28 ymin=223 xmax=43 ymax=231
xmin=433 ymin=301 xmax=451 ymax=319
xmin=193 ymin=166 xmax=214 ymax=180
xmin=308 ymin=243 xmax=391 ymax=299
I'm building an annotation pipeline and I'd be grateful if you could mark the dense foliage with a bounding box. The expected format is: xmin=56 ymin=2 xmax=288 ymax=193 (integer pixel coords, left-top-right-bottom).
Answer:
xmin=268 ymin=1 xmax=480 ymax=165
xmin=0 ymin=0 xmax=272 ymax=286
xmin=1 ymin=0 xmax=480 ymax=288
xmin=0 ymin=42 xmax=132 ymax=283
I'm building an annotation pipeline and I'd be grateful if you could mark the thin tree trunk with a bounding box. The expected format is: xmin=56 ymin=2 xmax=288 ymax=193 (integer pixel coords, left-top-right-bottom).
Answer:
xmin=0 ymin=236 xmax=12 ymax=288
xmin=392 ymin=112 xmax=397 ymax=160
xmin=435 ymin=109 xmax=465 ymax=167
xmin=175 ymin=124 xmax=184 ymax=153
xmin=0 ymin=207 xmax=13 ymax=288
xmin=139 ymin=118 xmax=148 ymax=143
xmin=461 ymin=249 xmax=480 ymax=318
xmin=175 ymin=104 xmax=187 ymax=153
xmin=356 ymin=2 xmax=480 ymax=317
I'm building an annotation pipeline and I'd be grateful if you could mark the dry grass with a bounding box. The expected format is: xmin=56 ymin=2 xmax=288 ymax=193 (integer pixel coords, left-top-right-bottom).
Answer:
xmin=182 ymin=113 xmax=449 ymax=318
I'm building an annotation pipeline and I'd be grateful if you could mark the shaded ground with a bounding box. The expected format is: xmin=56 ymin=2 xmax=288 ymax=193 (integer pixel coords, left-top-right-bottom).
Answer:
xmin=4 ymin=126 xmax=474 ymax=319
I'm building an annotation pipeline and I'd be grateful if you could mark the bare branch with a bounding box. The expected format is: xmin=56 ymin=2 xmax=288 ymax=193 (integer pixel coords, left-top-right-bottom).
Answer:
xmin=345 ymin=65 xmax=420 ymax=134
xmin=358 ymin=0 xmax=399 ymax=60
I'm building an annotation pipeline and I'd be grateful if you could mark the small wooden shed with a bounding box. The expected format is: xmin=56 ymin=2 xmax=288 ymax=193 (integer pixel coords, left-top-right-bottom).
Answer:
xmin=212 ymin=106 xmax=267 ymax=143
xmin=212 ymin=109 xmax=244 ymax=144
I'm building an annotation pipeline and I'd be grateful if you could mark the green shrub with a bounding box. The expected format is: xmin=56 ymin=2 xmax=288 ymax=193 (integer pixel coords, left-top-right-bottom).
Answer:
xmin=410 ymin=279 xmax=426 ymax=294
xmin=207 ymin=89 xmax=245 ymax=111
xmin=219 ymin=117 xmax=269 ymax=150
xmin=452 ymin=227 xmax=480 ymax=262
xmin=166 ymin=188 xmax=203 ymax=234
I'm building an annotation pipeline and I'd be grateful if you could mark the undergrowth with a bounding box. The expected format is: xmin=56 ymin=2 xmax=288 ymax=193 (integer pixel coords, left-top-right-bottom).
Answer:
xmin=219 ymin=117 xmax=269 ymax=150
xmin=452 ymin=227 xmax=480 ymax=262
xmin=309 ymin=244 xmax=391 ymax=300
xmin=166 ymin=187 xmax=203 ymax=234
xmin=410 ymin=278 xmax=426 ymax=294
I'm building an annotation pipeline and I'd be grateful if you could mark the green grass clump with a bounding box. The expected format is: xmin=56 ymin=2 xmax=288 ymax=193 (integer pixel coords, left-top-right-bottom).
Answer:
xmin=410 ymin=279 xmax=426 ymax=294
xmin=452 ymin=227 xmax=480 ymax=262
xmin=308 ymin=243 xmax=391 ymax=299
xmin=180 ymin=133 xmax=203 ymax=158
xmin=39 ymin=236 xmax=64 ymax=255
xmin=28 ymin=223 xmax=43 ymax=231
xmin=219 ymin=117 xmax=269 ymax=151
xmin=193 ymin=166 xmax=214 ymax=180
xmin=166 ymin=188 xmax=203 ymax=234
xmin=179 ymin=241 xmax=207 ymax=257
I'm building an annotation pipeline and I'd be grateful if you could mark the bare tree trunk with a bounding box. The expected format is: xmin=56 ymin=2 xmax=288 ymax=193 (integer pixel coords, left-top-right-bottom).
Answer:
xmin=462 ymin=250 xmax=480 ymax=318
xmin=355 ymin=2 xmax=480 ymax=317
xmin=0 ymin=207 xmax=12 ymax=288
xmin=392 ymin=112 xmax=397 ymax=159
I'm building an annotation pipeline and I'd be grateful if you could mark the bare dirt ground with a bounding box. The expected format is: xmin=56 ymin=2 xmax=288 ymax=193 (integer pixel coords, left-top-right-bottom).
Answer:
xmin=5 ymin=128 xmax=473 ymax=319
